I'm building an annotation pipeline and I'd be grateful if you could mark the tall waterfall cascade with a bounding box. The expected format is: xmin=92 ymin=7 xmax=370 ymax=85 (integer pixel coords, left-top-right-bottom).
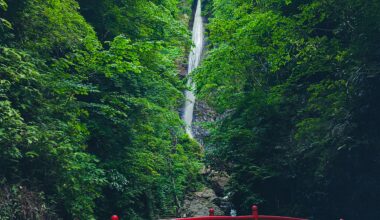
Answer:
xmin=182 ymin=0 xmax=204 ymax=138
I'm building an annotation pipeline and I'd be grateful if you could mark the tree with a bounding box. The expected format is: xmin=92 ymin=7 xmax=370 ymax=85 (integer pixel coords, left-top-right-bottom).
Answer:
xmin=196 ymin=0 xmax=380 ymax=218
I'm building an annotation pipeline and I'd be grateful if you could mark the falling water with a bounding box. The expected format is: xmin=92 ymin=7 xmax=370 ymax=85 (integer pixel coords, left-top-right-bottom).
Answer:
xmin=182 ymin=0 xmax=204 ymax=138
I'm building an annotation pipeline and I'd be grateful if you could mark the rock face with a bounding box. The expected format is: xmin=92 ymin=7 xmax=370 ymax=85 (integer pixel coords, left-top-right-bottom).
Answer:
xmin=179 ymin=187 xmax=223 ymax=217
xmin=179 ymin=169 xmax=231 ymax=218
xmin=207 ymin=170 xmax=230 ymax=197
xmin=191 ymin=100 xmax=217 ymax=145
xmin=180 ymin=94 xmax=234 ymax=217
xmin=181 ymin=53 xmax=233 ymax=217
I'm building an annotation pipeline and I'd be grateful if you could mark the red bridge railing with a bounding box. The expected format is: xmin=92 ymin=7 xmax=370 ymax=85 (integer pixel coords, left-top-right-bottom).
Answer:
xmin=175 ymin=205 xmax=307 ymax=220
xmin=110 ymin=205 xmax=345 ymax=220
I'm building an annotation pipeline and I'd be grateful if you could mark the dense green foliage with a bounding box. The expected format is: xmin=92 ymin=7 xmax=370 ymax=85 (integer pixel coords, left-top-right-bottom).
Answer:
xmin=2 ymin=0 xmax=379 ymax=218
xmin=196 ymin=0 xmax=380 ymax=219
xmin=0 ymin=0 xmax=201 ymax=219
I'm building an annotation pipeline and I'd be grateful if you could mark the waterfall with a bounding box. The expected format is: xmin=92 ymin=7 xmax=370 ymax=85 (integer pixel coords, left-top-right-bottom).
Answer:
xmin=182 ymin=0 xmax=204 ymax=138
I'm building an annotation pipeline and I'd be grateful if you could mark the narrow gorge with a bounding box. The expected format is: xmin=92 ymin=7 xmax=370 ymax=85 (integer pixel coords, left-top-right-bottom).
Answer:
xmin=1 ymin=0 xmax=379 ymax=219
xmin=179 ymin=1 xmax=231 ymax=217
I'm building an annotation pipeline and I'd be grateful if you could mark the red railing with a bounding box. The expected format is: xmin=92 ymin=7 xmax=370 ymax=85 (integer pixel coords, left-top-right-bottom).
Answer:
xmin=175 ymin=205 xmax=307 ymax=220
xmin=110 ymin=205 xmax=345 ymax=220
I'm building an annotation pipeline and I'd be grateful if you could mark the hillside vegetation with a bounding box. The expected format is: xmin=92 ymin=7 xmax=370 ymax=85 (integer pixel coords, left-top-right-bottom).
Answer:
xmin=195 ymin=0 xmax=380 ymax=219
xmin=0 ymin=0 xmax=201 ymax=219
xmin=1 ymin=0 xmax=380 ymax=219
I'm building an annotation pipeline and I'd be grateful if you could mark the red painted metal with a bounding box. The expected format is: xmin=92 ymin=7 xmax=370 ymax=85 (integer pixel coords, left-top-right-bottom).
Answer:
xmin=209 ymin=208 xmax=215 ymax=216
xmin=176 ymin=216 xmax=306 ymax=220
xmin=111 ymin=215 xmax=119 ymax=220
xmin=176 ymin=205 xmax=307 ymax=220
xmin=252 ymin=205 xmax=258 ymax=220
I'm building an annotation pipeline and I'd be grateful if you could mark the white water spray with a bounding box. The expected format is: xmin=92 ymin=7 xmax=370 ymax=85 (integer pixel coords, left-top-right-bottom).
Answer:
xmin=182 ymin=0 xmax=204 ymax=138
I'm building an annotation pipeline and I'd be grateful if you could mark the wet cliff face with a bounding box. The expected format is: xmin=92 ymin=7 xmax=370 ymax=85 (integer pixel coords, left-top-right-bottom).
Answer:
xmin=182 ymin=0 xmax=204 ymax=138
xmin=179 ymin=167 xmax=232 ymax=217
xmin=180 ymin=187 xmax=223 ymax=217
xmin=191 ymin=100 xmax=217 ymax=145
xmin=179 ymin=0 xmax=232 ymax=217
